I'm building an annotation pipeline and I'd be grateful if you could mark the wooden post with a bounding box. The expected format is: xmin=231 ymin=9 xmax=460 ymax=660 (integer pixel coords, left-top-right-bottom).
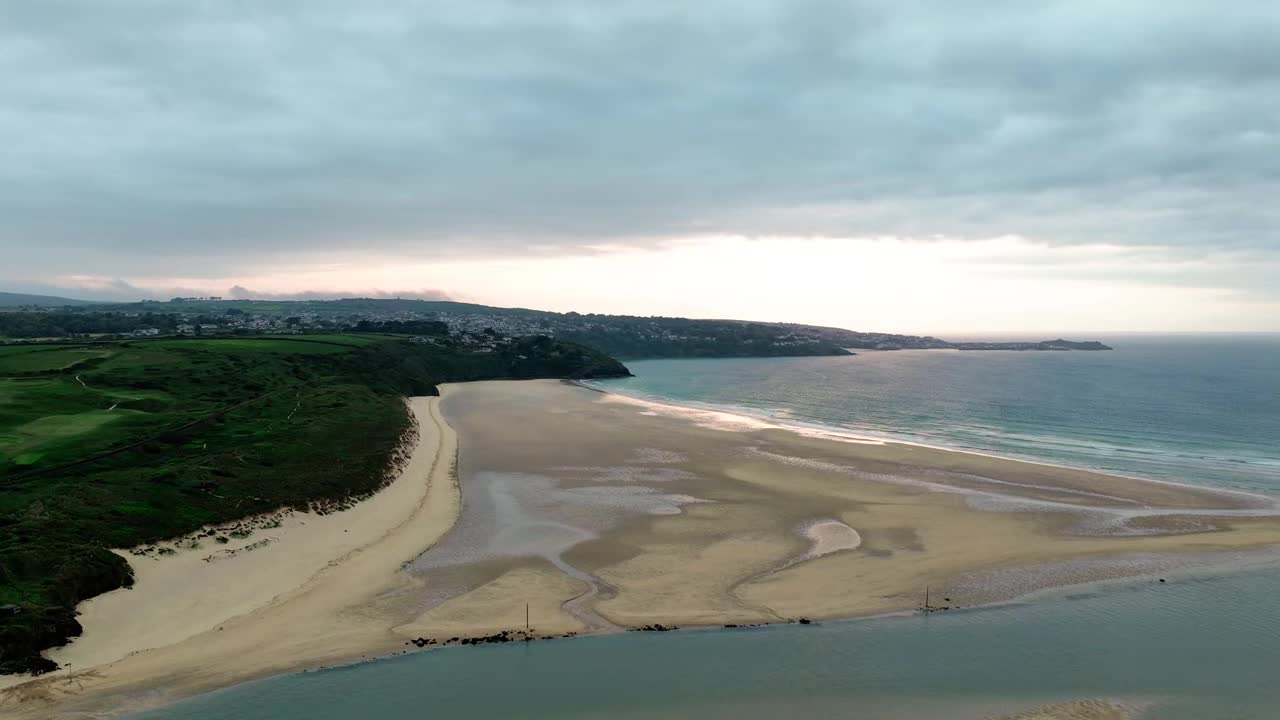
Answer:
xmin=924 ymin=585 xmax=930 ymax=610
xmin=526 ymin=602 xmax=530 ymax=631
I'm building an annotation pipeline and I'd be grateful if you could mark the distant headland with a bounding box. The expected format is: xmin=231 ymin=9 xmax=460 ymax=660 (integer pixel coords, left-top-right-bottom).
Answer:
xmin=1 ymin=294 xmax=1111 ymax=358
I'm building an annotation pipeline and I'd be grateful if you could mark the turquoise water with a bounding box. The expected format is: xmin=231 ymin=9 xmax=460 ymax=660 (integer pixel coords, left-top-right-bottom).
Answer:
xmin=130 ymin=336 xmax=1280 ymax=719
xmin=599 ymin=335 xmax=1280 ymax=494
xmin=136 ymin=569 xmax=1280 ymax=719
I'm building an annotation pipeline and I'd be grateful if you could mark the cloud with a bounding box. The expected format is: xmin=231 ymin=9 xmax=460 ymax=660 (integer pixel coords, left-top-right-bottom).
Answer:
xmin=39 ymin=276 xmax=209 ymax=302
xmin=1 ymin=0 xmax=1276 ymax=295
xmin=17 ymin=276 xmax=450 ymax=303
xmin=225 ymin=285 xmax=450 ymax=301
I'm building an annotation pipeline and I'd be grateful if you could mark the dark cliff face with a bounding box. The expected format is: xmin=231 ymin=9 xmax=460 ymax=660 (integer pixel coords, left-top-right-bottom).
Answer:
xmin=500 ymin=336 xmax=632 ymax=379
xmin=339 ymin=336 xmax=630 ymax=394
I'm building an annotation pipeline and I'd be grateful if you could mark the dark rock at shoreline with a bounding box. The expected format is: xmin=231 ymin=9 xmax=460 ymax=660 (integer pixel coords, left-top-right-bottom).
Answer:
xmin=408 ymin=628 xmax=577 ymax=650
xmin=632 ymin=623 xmax=676 ymax=632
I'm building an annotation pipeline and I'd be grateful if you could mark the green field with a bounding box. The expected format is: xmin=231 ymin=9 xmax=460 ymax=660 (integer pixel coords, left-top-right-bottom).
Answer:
xmin=144 ymin=335 xmax=379 ymax=354
xmin=0 ymin=333 xmax=628 ymax=674
xmin=0 ymin=347 xmax=112 ymax=373
xmin=290 ymin=334 xmax=382 ymax=345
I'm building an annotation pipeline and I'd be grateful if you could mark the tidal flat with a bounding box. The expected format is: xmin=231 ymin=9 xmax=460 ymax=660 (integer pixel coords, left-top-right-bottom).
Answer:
xmin=405 ymin=379 xmax=1280 ymax=634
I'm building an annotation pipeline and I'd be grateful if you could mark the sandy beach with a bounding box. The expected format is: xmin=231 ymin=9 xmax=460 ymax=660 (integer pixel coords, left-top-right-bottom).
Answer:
xmin=4 ymin=379 xmax=1280 ymax=718
xmin=994 ymin=699 xmax=1138 ymax=720
xmin=1 ymin=395 xmax=461 ymax=717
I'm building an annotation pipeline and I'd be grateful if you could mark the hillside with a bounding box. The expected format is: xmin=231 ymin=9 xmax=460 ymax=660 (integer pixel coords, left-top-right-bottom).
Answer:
xmin=8 ymin=297 xmax=1110 ymax=355
xmin=0 ymin=332 xmax=627 ymax=674
xmin=0 ymin=292 xmax=97 ymax=308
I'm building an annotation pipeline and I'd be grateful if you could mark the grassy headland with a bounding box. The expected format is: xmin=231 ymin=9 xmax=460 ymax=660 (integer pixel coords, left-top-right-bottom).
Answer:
xmin=0 ymin=332 xmax=627 ymax=674
xmin=2 ymin=298 xmax=1113 ymax=356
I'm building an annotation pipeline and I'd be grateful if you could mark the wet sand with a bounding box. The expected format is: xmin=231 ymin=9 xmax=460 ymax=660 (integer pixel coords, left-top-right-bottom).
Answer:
xmin=994 ymin=699 xmax=1139 ymax=720
xmin=4 ymin=379 xmax=1279 ymax=718
xmin=409 ymin=380 xmax=1280 ymax=631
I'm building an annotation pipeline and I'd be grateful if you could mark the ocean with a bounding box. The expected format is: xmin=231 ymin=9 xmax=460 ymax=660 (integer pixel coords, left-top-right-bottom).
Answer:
xmin=598 ymin=335 xmax=1280 ymax=494
xmin=132 ymin=335 xmax=1280 ymax=719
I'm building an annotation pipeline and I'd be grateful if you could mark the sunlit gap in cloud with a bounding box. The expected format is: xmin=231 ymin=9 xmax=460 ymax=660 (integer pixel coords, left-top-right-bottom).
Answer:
xmin=44 ymin=234 xmax=1280 ymax=334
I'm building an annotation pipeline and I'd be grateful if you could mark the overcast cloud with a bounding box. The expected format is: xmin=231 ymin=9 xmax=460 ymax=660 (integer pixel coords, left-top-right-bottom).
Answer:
xmin=2 ymin=1 xmax=1277 ymax=307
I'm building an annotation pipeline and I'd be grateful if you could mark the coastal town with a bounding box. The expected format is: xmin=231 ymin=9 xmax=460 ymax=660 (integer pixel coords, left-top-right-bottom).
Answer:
xmin=1 ymin=297 xmax=1110 ymax=354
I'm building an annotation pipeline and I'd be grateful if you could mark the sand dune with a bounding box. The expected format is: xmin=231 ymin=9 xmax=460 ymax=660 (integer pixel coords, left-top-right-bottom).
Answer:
xmin=1 ymin=395 xmax=462 ymax=718
xmin=40 ymin=399 xmax=442 ymax=674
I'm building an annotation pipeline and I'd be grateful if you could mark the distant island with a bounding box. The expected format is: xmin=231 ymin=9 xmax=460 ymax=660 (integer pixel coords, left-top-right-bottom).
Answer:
xmin=0 ymin=296 xmax=1112 ymax=357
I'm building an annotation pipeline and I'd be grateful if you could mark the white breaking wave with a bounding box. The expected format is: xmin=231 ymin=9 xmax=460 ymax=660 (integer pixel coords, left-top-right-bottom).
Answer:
xmin=599 ymin=391 xmax=885 ymax=444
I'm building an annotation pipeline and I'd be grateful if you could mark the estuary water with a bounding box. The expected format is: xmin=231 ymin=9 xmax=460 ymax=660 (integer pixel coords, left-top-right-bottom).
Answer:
xmin=132 ymin=335 xmax=1280 ymax=719
xmin=135 ymin=568 xmax=1280 ymax=719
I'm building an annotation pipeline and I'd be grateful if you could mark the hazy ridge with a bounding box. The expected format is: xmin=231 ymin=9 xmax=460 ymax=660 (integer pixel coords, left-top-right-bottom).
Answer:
xmin=4 ymin=295 xmax=1111 ymax=357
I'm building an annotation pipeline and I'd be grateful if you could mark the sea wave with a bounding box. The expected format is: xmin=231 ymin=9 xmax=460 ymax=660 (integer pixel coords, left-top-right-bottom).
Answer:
xmin=583 ymin=381 xmax=1280 ymax=509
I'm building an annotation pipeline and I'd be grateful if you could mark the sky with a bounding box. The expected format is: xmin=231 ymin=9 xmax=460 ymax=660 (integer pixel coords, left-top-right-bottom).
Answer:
xmin=2 ymin=1 xmax=1277 ymax=333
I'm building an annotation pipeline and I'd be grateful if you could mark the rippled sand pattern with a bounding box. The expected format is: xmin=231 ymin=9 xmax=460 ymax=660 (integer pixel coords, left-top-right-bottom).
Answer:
xmin=802 ymin=520 xmax=862 ymax=559
xmin=409 ymin=380 xmax=1280 ymax=633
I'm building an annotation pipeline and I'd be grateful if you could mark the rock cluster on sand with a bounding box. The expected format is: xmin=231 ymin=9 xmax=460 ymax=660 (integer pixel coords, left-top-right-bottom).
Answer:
xmin=724 ymin=617 xmax=813 ymax=629
xmin=631 ymin=624 xmax=677 ymax=632
xmin=406 ymin=629 xmax=579 ymax=649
